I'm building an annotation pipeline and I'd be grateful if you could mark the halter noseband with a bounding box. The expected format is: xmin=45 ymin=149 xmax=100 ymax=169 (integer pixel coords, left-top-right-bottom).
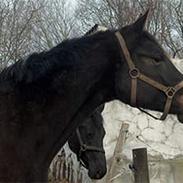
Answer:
xmin=115 ymin=31 xmax=183 ymax=120
xmin=76 ymin=128 xmax=105 ymax=167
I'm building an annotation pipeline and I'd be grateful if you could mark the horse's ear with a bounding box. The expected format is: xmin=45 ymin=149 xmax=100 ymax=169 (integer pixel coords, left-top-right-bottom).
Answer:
xmin=133 ymin=9 xmax=149 ymax=32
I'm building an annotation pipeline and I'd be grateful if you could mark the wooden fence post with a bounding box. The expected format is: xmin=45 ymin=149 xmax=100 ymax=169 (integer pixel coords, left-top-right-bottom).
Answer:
xmin=106 ymin=123 xmax=129 ymax=183
xmin=132 ymin=148 xmax=150 ymax=183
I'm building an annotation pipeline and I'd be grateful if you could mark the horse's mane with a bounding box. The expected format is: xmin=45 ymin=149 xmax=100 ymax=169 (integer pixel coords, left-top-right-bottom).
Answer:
xmin=0 ymin=30 xmax=111 ymax=84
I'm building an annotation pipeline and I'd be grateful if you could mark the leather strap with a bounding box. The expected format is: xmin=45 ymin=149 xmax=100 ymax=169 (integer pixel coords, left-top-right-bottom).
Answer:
xmin=115 ymin=31 xmax=183 ymax=120
xmin=76 ymin=129 xmax=105 ymax=154
xmin=115 ymin=32 xmax=135 ymax=69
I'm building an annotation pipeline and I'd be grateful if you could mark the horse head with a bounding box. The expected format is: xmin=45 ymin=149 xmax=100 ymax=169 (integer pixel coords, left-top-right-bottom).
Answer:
xmin=113 ymin=10 xmax=183 ymax=122
xmin=68 ymin=105 xmax=106 ymax=179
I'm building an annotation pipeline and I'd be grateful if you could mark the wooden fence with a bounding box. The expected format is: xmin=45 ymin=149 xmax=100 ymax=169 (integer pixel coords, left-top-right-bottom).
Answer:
xmin=49 ymin=149 xmax=85 ymax=183
xmin=133 ymin=148 xmax=150 ymax=183
xmin=106 ymin=123 xmax=150 ymax=183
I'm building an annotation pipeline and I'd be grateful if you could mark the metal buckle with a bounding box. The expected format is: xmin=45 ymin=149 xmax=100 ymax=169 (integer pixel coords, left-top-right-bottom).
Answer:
xmin=165 ymin=87 xmax=176 ymax=98
xmin=80 ymin=144 xmax=87 ymax=152
xmin=129 ymin=68 xmax=140 ymax=79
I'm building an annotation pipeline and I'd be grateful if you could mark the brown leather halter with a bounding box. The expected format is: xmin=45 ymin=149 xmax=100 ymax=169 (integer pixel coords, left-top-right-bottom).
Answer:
xmin=115 ymin=31 xmax=183 ymax=120
xmin=76 ymin=128 xmax=105 ymax=167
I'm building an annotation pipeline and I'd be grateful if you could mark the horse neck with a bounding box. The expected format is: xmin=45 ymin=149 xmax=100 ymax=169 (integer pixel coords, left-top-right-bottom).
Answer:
xmin=45 ymin=42 xmax=116 ymax=166
xmin=55 ymin=42 xmax=115 ymax=108
xmin=54 ymin=41 xmax=115 ymax=128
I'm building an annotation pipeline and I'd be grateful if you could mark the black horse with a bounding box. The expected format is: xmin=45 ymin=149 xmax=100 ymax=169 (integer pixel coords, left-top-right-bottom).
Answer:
xmin=68 ymin=105 xmax=106 ymax=179
xmin=0 ymin=10 xmax=183 ymax=182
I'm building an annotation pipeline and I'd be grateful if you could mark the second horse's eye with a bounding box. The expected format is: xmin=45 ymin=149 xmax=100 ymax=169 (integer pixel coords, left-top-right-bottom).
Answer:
xmin=153 ymin=58 xmax=160 ymax=63
xmin=88 ymin=133 xmax=93 ymax=138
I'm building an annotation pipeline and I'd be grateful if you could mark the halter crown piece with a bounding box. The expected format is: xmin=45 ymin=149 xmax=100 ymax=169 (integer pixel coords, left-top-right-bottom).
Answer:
xmin=115 ymin=31 xmax=183 ymax=120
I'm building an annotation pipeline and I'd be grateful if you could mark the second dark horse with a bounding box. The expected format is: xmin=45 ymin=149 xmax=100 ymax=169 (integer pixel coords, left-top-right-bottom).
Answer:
xmin=68 ymin=105 xmax=106 ymax=179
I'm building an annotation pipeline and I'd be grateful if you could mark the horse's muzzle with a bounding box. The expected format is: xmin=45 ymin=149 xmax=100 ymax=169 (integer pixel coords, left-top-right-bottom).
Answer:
xmin=88 ymin=167 xmax=107 ymax=179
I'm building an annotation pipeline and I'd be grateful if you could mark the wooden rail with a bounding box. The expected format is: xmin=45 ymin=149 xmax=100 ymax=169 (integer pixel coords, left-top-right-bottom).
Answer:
xmin=106 ymin=123 xmax=129 ymax=183
xmin=133 ymin=148 xmax=150 ymax=183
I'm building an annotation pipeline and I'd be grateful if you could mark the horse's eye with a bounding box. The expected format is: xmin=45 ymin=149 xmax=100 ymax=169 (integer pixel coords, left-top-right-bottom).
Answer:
xmin=87 ymin=132 xmax=93 ymax=138
xmin=153 ymin=58 xmax=160 ymax=63
xmin=151 ymin=57 xmax=161 ymax=64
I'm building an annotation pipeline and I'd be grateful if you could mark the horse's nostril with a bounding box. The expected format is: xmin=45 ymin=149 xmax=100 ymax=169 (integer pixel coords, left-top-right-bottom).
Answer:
xmin=96 ymin=171 xmax=101 ymax=179
xmin=96 ymin=169 xmax=104 ymax=178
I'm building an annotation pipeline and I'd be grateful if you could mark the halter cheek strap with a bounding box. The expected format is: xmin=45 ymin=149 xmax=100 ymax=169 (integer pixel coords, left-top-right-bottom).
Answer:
xmin=115 ymin=31 xmax=183 ymax=120
xmin=76 ymin=128 xmax=105 ymax=166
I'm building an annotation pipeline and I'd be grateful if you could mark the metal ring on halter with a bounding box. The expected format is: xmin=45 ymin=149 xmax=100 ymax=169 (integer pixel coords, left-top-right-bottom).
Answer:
xmin=165 ymin=87 xmax=176 ymax=99
xmin=129 ymin=68 xmax=140 ymax=79
xmin=80 ymin=144 xmax=87 ymax=152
